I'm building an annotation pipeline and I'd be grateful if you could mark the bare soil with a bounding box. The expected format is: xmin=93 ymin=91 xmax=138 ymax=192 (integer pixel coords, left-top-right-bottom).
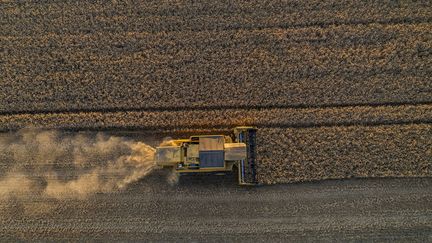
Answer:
xmin=0 ymin=171 xmax=431 ymax=241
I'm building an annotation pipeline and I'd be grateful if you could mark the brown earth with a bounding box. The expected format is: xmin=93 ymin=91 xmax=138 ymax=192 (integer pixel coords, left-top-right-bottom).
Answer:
xmin=1 ymin=0 xmax=431 ymax=182
xmin=0 ymin=172 xmax=431 ymax=242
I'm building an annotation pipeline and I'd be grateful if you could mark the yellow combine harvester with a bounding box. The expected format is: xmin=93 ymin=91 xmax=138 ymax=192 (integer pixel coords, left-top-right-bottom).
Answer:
xmin=155 ymin=127 xmax=258 ymax=185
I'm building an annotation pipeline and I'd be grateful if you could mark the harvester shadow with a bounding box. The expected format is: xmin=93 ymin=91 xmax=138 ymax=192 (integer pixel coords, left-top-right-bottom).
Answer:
xmin=127 ymin=169 xmax=251 ymax=194
xmin=176 ymin=171 xmax=239 ymax=188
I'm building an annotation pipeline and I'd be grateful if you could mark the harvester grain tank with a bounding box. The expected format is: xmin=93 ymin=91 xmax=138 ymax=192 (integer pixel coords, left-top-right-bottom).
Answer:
xmin=155 ymin=127 xmax=258 ymax=185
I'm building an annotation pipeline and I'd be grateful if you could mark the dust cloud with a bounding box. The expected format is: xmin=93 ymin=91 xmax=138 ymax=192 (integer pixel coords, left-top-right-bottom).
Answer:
xmin=0 ymin=128 xmax=156 ymax=200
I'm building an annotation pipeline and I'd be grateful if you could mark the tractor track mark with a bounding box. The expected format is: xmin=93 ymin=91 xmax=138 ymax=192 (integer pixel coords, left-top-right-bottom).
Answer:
xmin=38 ymin=119 xmax=432 ymax=133
xmin=146 ymin=16 xmax=432 ymax=33
xmin=0 ymin=100 xmax=431 ymax=117
xmin=1 ymin=103 xmax=431 ymax=131
xmin=2 ymin=16 xmax=431 ymax=36
xmin=1 ymin=103 xmax=431 ymax=132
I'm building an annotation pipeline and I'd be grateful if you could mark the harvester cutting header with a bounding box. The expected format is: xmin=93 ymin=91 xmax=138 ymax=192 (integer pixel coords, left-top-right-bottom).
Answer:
xmin=154 ymin=127 xmax=258 ymax=185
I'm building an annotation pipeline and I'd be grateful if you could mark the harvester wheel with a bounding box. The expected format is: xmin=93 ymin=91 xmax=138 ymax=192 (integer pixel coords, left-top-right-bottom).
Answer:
xmin=231 ymin=164 xmax=240 ymax=183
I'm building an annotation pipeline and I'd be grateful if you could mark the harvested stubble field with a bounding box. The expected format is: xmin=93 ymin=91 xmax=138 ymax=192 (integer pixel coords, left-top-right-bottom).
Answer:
xmin=1 ymin=0 xmax=431 ymax=183
xmin=0 ymin=0 xmax=432 ymax=240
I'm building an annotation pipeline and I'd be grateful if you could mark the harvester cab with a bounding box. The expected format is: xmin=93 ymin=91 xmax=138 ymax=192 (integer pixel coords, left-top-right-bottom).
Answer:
xmin=155 ymin=127 xmax=258 ymax=185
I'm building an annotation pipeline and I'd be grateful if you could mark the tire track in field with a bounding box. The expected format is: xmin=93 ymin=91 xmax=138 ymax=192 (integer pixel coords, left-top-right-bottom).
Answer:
xmin=0 ymin=100 xmax=431 ymax=116
xmin=176 ymin=16 xmax=432 ymax=33
xmin=0 ymin=103 xmax=431 ymax=132
xmin=4 ymin=19 xmax=432 ymax=39
xmin=74 ymin=119 xmax=432 ymax=132
xmin=2 ymin=16 xmax=430 ymax=37
xmin=2 ymin=0 xmax=431 ymax=35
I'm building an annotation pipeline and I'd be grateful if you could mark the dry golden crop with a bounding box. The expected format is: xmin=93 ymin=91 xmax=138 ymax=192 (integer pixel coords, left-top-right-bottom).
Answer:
xmin=1 ymin=1 xmax=431 ymax=113
xmin=257 ymin=124 xmax=432 ymax=184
